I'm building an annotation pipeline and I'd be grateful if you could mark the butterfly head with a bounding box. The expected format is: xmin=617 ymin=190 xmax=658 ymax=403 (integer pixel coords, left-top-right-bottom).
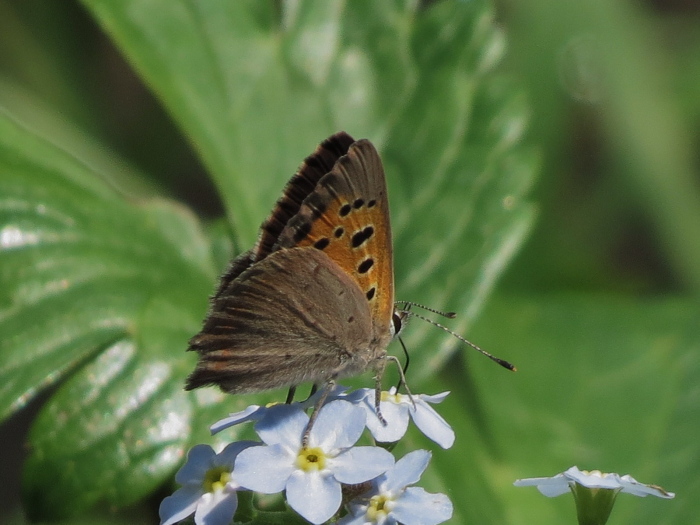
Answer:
xmin=391 ymin=308 xmax=409 ymax=339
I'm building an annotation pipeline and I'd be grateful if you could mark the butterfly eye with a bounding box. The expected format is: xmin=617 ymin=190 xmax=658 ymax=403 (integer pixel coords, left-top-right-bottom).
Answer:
xmin=391 ymin=310 xmax=406 ymax=338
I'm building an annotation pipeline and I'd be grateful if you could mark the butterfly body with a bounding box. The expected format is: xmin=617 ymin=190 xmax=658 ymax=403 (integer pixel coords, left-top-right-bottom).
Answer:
xmin=186 ymin=132 xmax=397 ymax=395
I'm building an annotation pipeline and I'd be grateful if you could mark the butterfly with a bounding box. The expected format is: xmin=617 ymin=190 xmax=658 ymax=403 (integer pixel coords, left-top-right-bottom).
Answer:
xmin=185 ymin=132 xmax=514 ymax=409
xmin=186 ymin=132 xmax=404 ymax=398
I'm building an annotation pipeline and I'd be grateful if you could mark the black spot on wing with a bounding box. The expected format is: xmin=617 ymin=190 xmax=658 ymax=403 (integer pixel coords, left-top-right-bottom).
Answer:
xmin=358 ymin=258 xmax=374 ymax=274
xmin=314 ymin=238 xmax=330 ymax=250
xmin=351 ymin=226 xmax=374 ymax=248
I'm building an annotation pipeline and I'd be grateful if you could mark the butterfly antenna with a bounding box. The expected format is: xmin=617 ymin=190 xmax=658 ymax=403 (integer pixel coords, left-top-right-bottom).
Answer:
xmin=396 ymin=300 xmax=456 ymax=319
xmin=405 ymin=311 xmax=517 ymax=372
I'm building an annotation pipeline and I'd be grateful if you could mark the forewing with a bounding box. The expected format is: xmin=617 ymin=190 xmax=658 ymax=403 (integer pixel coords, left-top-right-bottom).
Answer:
xmin=274 ymin=139 xmax=395 ymax=339
xmin=254 ymin=132 xmax=355 ymax=262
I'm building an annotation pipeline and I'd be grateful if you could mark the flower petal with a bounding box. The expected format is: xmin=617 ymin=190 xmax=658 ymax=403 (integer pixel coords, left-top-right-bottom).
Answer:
xmin=309 ymin=400 xmax=366 ymax=450
xmin=563 ymin=467 xmax=620 ymax=490
xmin=217 ymin=441 xmax=259 ymax=471
xmin=381 ymin=450 xmax=431 ymax=491
xmin=194 ymin=489 xmax=238 ymax=525
xmin=233 ymin=444 xmax=294 ymax=493
xmin=391 ymin=487 xmax=453 ymax=525
xmin=514 ymin=473 xmax=571 ymax=497
xmin=330 ymin=446 xmax=395 ymax=484
xmin=286 ymin=470 xmax=342 ymax=524
xmin=255 ymin=404 xmax=307 ymax=447
xmin=300 ymin=384 xmax=351 ymax=409
xmin=366 ymin=399 xmax=409 ymax=443
xmin=418 ymin=391 xmax=450 ymax=404
xmin=210 ymin=405 xmax=263 ymax=435
xmin=337 ymin=509 xmax=370 ymax=525
xmin=618 ymin=475 xmax=675 ymax=498
xmin=159 ymin=485 xmax=202 ymax=525
xmin=175 ymin=444 xmax=216 ymax=484
xmin=410 ymin=400 xmax=454 ymax=449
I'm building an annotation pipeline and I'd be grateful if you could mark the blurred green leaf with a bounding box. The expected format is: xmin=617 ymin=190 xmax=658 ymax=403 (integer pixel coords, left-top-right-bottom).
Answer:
xmin=0 ymin=108 xmax=223 ymax=518
xmin=503 ymin=0 xmax=700 ymax=292
xmin=437 ymin=293 xmax=698 ymax=524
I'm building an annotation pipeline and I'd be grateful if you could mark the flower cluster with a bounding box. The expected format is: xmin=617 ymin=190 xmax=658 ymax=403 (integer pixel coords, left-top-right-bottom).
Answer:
xmin=160 ymin=387 xmax=454 ymax=525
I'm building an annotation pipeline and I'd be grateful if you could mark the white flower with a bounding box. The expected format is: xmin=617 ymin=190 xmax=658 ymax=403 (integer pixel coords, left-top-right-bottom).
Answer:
xmin=514 ymin=466 xmax=675 ymax=499
xmin=210 ymin=404 xmax=266 ymax=434
xmin=210 ymin=385 xmax=349 ymax=435
xmin=345 ymin=388 xmax=455 ymax=449
xmin=232 ymin=399 xmax=395 ymax=524
xmin=339 ymin=450 xmax=453 ymax=525
xmin=159 ymin=442 xmax=257 ymax=525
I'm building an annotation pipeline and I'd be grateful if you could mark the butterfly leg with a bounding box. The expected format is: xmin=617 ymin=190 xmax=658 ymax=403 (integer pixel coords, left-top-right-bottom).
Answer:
xmin=285 ymin=385 xmax=297 ymax=404
xmin=302 ymin=380 xmax=335 ymax=447
xmin=373 ymin=359 xmax=388 ymax=426
xmin=373 ymin=377 xmax=387 ymax=427
xmin=386 ymin=355 xmax=416 ymax=409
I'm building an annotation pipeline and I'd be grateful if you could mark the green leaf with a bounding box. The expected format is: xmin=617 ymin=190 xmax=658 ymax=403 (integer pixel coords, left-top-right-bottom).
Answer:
xmin=0 ymin=109 xmax=223 ymax=518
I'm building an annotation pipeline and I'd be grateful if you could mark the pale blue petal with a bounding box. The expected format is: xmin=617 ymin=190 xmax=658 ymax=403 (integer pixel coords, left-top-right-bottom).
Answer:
xmin=210 ymin=405 xmax=263 ymax=435
xmin=418 ymin=392 xmax=450 ymax=404
xmin=344 ymin=387 xmax=411 ymax=443
xmin=537 ymin=482 xmax=571 ymax=497
xmin=410 ymin=400 xmax=454 ymax=449
xmin=391 ymin=487 xmax=453 ymax=525
xmin=300 ymin=384 xmax=351 ymax=409
xmin=366 ymin=399 xmax=409 ymax=443
xmin=617 ymin=474 xmax=675 ymax=498
xmin=194 ymin=489 xmax=238 ymax=525
xmin=381 ymin=450 xmax=431 ymax=491
xmin=309 ymin=400 xmax=365 ymax=450
xmin=232 ymin=444 xmax=294 ymax=493
xmin=217 ymin=441 xmax=259 ymax=471
xmin=175 ymin=445 xmax=215 ymax=484
xmin=341 ymin=387 xmax=373 ymax=404
xmin=286 ymin=470 xmax=342 ymax=524
xmin=160 ymin=485 xmax=202 ymax=525
xmin=514 ymin=474 xmax=570 ymax=497
xmin=255 ymin=404 xmax=307 ymax=447
xmin=336 ymin=509 xmax=370 ymax=525
xmin=564 ymin=466 xmax=619 ymax=489
xmin=330 ymin=446 xmax=394 ymax=484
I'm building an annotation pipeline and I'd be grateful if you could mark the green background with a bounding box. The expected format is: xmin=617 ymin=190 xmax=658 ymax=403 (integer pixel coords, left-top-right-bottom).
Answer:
xmin=0 ymin=1 xmax=698 ymax=523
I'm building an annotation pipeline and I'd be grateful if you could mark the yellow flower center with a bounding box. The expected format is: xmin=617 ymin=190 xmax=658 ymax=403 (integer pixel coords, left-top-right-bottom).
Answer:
xmin=380 ymin=391 xmax=402 ymax=404
xmin=203 ymin=466 xmax=231 ymax=493
xmin=367 ymin=494 xmax=394 ymax=521
xmin=296 ymin=447 xmax=327 ymax=472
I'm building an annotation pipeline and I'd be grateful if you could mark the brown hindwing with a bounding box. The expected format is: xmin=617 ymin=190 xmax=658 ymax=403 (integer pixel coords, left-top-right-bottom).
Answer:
xmin=186 ymin=248 xmax=374 ymax=393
